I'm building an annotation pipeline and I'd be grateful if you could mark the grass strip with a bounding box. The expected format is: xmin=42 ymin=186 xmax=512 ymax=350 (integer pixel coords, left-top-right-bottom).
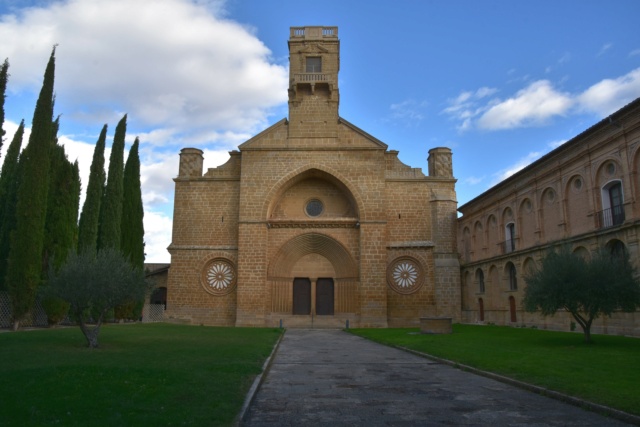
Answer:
xmin=0 ymin=323 xmax=282 ymax=426
xmin=350 ymin=324 xmax=640 ymax=416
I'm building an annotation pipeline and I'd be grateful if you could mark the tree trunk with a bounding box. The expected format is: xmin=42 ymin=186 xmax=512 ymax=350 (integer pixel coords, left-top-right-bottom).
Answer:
xmin=78 ymin=319 xmax=101 ymax=348
xmin=85 ymin=327 xmax=100 ymax=348
xmin=11 ymin=319 xmax=19 ymax=331
xmin=581 ymin=322 xmax=593 ymax=344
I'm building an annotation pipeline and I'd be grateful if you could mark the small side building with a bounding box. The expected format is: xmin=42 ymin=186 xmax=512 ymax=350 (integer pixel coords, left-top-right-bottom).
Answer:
xmin=458 ymin=97 xmax=640 ymax=337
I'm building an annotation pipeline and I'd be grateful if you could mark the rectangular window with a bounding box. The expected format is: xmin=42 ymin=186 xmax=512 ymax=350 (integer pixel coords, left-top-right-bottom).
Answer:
xmin=306 ymin=57 xmax=322 ymax=73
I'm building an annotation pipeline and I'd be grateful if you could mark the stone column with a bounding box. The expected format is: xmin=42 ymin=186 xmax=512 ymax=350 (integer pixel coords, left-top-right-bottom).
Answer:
xmin=235 ymin=222 xmax=268 ymax=326
xmin=358 ymin=222 xmax=388 ymax=327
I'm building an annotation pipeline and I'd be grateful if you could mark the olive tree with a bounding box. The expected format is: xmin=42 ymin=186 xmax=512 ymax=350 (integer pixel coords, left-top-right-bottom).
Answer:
xmin=523 ymin=247 xmax=640 ymax=343
xmin=46 ymin=249 xmax=149 ymax=348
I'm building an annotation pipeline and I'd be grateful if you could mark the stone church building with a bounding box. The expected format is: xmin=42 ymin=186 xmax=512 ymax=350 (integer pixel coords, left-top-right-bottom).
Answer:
xmin=165 ymin=26 xmax=461 ymax=327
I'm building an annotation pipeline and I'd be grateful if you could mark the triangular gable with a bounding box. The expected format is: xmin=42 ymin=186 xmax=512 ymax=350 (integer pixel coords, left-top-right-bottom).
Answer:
xmin=238 ymin=118 xmax=288 ymax=150
xmin=338 ymin=117 xmax=389 ymax=149
xmin=238 ymin=117 xmax=390 ymax=151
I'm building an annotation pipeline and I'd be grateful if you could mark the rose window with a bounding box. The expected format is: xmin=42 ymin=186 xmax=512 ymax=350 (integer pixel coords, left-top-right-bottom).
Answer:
xmin=201 ymin=258 xmax=236 ymax=295
xmin=387 ymin=257 xmax=424 ymax=294
xmin=393 ymin=262 xmax=418 ymax=288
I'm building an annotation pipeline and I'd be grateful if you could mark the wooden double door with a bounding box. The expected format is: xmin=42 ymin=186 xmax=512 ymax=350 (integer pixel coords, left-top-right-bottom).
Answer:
xmin=292 ymin=278 xmax=334 ymax=315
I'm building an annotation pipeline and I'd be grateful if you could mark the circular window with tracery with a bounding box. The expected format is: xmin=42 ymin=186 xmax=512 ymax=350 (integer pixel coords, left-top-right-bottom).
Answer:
xmin=305 ymin=199 xmax=324 ymax=217
xmin=386 ymin=257 xmax=424 ymax=295
xmin=201 ymin=258 xmax=237 ymax=295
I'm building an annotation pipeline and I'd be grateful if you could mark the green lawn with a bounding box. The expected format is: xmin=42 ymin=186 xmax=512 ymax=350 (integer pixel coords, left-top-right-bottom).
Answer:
xmin=0 ymin=323 xmax=282 ymax=427
xmin=350 ymin=324 xmax=640 ymax=416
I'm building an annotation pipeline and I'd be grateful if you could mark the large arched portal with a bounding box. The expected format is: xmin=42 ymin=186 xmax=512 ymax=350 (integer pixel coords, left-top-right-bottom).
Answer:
xmin=268 ymin=233 xmax=359 ymax=318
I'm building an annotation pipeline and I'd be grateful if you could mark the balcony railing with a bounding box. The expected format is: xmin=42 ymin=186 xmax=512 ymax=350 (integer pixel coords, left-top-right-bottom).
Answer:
xmin=596 ymin=206 xmax=625 ymax=229
xmin=290 ymin=27 xmax=338 ymax=38
xmin=499 ymin=238 xmax=517 ymax=254
xmin=293 ymin=73 xmax=332 ymax=83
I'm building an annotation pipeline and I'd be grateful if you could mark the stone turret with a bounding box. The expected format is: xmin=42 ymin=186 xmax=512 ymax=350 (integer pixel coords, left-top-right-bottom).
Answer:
xmin=428 ymin=147 xmax=453 ymax=178
xmin=178 ymin=148 xmax=203 ymax=178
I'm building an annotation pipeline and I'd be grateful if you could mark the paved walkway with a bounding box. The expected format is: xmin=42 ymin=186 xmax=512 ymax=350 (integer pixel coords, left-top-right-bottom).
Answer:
xmin=242 ymin=329 xmax=631 ymax=426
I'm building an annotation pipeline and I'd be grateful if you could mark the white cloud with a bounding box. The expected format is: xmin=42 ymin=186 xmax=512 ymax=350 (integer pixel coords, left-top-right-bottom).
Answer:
xmin=597 ymin=43 xmax=613 ymax=57
xmin=1 ymin=120 xmax=30 ymax=161
xmin=0 ymin=0 xmax=292 ymax=262
xmin=577 ymin=68 xmax=640 ymax=116
xmin=463 ymin=176 xmax=485 ymax=185
xmin=492 ymin=151 xmax=544 ymax=184
xmin=488 ymin=139 xmax=568 ymax=187
xmin=0 ymin=0 xmax=288 ymax=143
xmin=144 ymin=210 xmax=173 ymax=263
xmin=442 ymin=87 xmax=498 ymax=131
xmin=388 ymin=99 xmax=428 ymax=124
xmin=444 ymin=67 xmax=640 ymax=132
xmin=477 ymin=81 xmax=573 ymax=130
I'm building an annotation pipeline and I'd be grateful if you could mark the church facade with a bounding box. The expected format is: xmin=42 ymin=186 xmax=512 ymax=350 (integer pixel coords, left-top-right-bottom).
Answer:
xmin=165 ymin=26 xmax=461 ymax=327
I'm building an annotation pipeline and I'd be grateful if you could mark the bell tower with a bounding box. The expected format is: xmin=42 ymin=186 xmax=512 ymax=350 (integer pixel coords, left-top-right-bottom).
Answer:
xmin=287 ymin=26 xmax=340 ymax=139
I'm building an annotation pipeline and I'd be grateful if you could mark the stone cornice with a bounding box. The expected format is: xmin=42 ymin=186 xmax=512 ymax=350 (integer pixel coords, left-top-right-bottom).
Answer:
xmin=167 ymin=245 xmax=238 ymax=251
xmin=387 ymin=241 xmax=435 ymax=249
xmin=266 ymin=219 xmax=359 ymax=229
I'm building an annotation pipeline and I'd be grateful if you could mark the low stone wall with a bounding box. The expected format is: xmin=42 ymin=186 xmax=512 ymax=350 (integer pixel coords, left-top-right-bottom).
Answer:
xmin=420 ymin=317 xmax=452 ymax=334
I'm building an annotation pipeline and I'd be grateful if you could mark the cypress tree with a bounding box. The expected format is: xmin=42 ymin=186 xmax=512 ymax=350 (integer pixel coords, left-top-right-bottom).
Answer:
xmin=98 ymin=114 xmax=126 ymax=251
xmin=77 ymin=124 xmax=107 ymax=255
xmin=116 ymin=138 xmax=145 ymax=320
xmin=6 ymin=48 xmax=55 ymax=330
xmin=43 ymin=118 xmax=81 ymax=273
xmin=0 ymin=58 xmax=8 ymax=155
xmin=121 ymin=138 xmax=145 ymax=270
xmin=0 ymin=121 xmax=24 ymax=290
xmin=41 ymin=118 xmax=80 ymax=325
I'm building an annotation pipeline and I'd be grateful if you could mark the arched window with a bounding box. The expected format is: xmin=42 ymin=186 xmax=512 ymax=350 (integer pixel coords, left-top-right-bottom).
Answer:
xmin=507 ymin=263 xmax=517 ymax=291
xmin=463 ymin=227 xmax=471 ymax=262
xmin=476 ymin=269 xmax=485 ymax=293
xmin=608 ymin=239 xmax=627 ymax=260
xmin=478 ymin=298 xmax=485 ymax=322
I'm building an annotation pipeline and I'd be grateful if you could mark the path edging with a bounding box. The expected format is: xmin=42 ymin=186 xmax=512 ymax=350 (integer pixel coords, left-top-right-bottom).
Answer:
xmin=395 ymin=345 xmax=640 ymax=426
xmin=235 ymin=329 xmax=285 ymax=426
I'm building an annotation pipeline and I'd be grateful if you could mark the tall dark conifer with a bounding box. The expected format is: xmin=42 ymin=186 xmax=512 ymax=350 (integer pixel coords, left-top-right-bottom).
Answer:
xmin=121 ymin=137 xmax=145 ymax=269
xmin=0 ymin=58 xmax=9 ymax=155
xmin=0 ymin=121 xmax=24 ymax=290
xmin=78 ymin=124 xmax=107 ymax=255
xmin=6 ymin=48 xmax=56 ymax=329
xmin=41 ymin=118 xmax=81 ymax=325
xmin=43 ymin=117 xmax=81 ymax=274
xmin=98 ymin=114 xmax=126 ymax=251
xmin=116 ymin=137 xmax=145 ymax=320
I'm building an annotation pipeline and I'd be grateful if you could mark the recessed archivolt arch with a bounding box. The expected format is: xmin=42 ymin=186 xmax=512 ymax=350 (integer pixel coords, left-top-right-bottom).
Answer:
xmin=595 ymin=157 xmax=622 ymax=186
xmin=268 ymin=232 xmax=358 ymax=279
xmin=565 ymin=174 xmax=585 ymax=194
xmin=262 ymin=164 xmax=364 ymax=220
xmin=502 ymin=206 xmax=513 ymax=223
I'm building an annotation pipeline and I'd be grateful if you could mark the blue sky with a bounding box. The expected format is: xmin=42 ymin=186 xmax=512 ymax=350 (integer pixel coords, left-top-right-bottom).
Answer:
xmin=1 ymin=0 xmax=639 ymax=262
